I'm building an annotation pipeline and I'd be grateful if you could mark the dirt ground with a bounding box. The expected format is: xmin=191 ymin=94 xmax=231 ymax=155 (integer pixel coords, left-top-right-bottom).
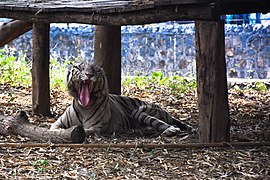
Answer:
xmin=0 ymin=84 xmax=269 ymax=179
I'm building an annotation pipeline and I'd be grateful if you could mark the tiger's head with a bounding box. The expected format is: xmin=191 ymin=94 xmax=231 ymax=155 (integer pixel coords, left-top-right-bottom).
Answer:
xmin=66 ymin=63 xmax=108 ymax=108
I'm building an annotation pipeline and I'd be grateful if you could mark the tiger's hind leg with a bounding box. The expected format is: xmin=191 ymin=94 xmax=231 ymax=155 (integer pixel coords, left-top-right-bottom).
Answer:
xmin=171 ymin=117 xmax=196 ymax=133
xmin=132 ymin=111 xmax=181 ymax=137
xmin=131 ymin=104 xmax=195 ymax=137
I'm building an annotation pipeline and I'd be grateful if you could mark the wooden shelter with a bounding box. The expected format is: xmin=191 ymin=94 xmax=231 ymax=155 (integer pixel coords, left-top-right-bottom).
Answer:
xmin=0 ymin=0 xmax=269 ymax=143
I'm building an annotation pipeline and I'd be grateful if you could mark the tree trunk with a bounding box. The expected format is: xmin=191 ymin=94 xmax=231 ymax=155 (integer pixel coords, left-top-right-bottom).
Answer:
xmin=195 ymin=20 xmax=230 ymax=143
xmin=32 ymin=22 xmax=51 ymax=116
xmin=0 ymin=20 xmax=32 ymax=47
xmin=94 ymin=25 xmax=121 ymax=95
xmin=0 ymin=111 xmax=85 ymax=143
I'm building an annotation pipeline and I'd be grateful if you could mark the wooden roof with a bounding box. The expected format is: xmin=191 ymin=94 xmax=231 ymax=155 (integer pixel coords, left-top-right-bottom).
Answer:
xmin=0 ymin=0 xmax=269 ymax=25
xmin=0 ymin=0 xmax=215 ymax=11
xmin=0 ymin=0 xmax=214 ymax=12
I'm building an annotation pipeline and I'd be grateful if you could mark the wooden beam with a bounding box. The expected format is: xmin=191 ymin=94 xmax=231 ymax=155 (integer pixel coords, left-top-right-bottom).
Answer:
xmin=0 ymin=20 xmax=32 ymax=47
xmin=0 ymin=5 xmax=215 ymax=25
xmin=0 ymin=1 xmax=269 ymax=25
xmin=94 ymin=25 xmax=121 ymax=95
xmin=32 ymin=22 xmax=51 ymax=116
xmin=195 ymin=20 xmax=230 ymax=143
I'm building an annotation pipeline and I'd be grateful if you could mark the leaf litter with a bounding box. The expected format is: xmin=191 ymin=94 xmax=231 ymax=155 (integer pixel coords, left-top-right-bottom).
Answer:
xmin=0 ymin=83 xmax=269 ymax=179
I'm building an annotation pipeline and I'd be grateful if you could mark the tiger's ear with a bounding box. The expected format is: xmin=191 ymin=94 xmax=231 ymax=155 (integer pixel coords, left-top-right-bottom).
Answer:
xmin=66 ymin=61 xmax=75 ymax=70
xmin=94 ymin=63 xmax=103 ymax=69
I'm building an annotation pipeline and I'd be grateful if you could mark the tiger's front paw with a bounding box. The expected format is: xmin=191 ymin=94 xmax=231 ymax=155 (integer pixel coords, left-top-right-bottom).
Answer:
xmin=85 ymin=127 xmax=101 ymax=137
xmin=50 ymin=121 xmax=64 ymax=130
xmin=162 ymin=126 xmax=181 ymax=137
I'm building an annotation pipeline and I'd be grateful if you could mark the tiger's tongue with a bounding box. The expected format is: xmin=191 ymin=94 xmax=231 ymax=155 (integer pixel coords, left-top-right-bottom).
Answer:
xmin=79 ymin=82 xmax=91 ymax=107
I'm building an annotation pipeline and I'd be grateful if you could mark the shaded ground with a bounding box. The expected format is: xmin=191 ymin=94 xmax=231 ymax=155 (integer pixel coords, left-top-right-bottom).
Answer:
xmin=0 ymin=84 xmax=269 ymax=179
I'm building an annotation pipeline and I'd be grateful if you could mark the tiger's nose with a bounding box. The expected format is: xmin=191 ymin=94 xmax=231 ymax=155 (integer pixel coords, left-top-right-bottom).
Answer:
xmin=80 ymin=72 xmax=93 ymax=81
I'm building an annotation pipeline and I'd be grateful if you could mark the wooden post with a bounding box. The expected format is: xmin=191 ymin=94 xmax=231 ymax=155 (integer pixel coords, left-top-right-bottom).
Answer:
xmin=32 ymin=22 xmax=51 ymax=116
xmin=195 ymin=20 xmax=230 ymax=143
xmin=94 ymin=25 xmax=121 ymax=95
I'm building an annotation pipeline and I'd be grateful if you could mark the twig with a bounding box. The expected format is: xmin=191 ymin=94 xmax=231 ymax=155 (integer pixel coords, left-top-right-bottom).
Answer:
xmin=0 ymin=142 xmax=269 ymax=149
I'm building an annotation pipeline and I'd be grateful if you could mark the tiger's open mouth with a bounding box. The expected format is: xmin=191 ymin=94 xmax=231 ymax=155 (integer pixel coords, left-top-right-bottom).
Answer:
xmin=79 ymin=80 xmax=94 ymax=107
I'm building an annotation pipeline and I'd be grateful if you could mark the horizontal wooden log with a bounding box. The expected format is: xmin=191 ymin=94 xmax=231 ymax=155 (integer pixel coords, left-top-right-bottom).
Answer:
xmin=0 ymin=0 xmax=268 ymax=26
xmin=0 ymin=0 xmax=213 ymax=13
xmin=0 ymin=0 xmax=268 ymax=15
xmin=0 ymin=111 xmax=85 ymax=144
xmin=0 ymin=5 xmax=215 ymax=25
xmin=0 ymin=141 xmax=269 ymax=149
xmin=0 ymin=20 xmax=32 ymax=47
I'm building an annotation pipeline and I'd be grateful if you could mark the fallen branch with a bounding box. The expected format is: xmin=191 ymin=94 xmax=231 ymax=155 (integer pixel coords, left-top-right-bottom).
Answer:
xmin=0 ymin=141 xmax=269 ymax=149
xmin=0 ymin=111 xmax=85 ymax=143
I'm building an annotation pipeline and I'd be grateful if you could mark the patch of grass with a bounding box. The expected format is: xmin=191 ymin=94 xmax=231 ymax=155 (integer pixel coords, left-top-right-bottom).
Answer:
xmin=253 ymin=82 xmax=268 ymax=92
xmin=0 ymin=50 xmax=69 ymax=90
xmin=50 ymin=58 xmax=71 ymax=90
xmin=1 ymin=50 xmax=268 ymax=94
xmin=122 ymin=71 xmax=197 ymax=94
xmin=230 ymin=81 xmax=268 ymax=93
xmin=0 ymin=49 xmax=31 ymax=86
xmin=32 ymin=159 xmax=48 ymax=173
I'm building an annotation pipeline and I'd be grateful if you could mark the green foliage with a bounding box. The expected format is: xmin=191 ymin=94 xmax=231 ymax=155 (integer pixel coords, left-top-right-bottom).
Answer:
xmin=167 ymin=75 xmax=197 ymax=94
xmin=230 ymin=81 xmax=268 ymax=92
xmin=0 ymin=50 xmax=194 ymax=94
xmin=122 ymin=71 xmax=197 ymax=94
xmin=0 ymin=50 xmax=31 ymax=86
xmin=8 ymin=92 xmax=15 ymax=103
xmin=32 ymin=159 xmax=48 ymax=173
xmin=121 ymin=76 xmax=133 ymax=87
xmin=90 ymin=173 xmax=96 ymax=180
xmin=1 ymin=50 xmax=267 ymax=94
xmin=0 ymin=50 xmax=69 ymax=90
xmin=50 ymin=58 xmax=71 ymax=90
xmin=151 ymin=71 xmax=170 ymax=86
xmin=253 ymin=82 xmax=267 ymax=92
xmin=133 ymin=76 xmax=148 ymax=87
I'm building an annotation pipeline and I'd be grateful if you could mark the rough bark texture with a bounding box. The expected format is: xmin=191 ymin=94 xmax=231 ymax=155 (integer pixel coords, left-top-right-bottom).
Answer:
xmin=0 ymin=0 xmax=268 ymax=25
xmin=0 ymin=111 xmax=85 ymax=143
xmin=94 ymin=25 xmax=121 ymax=95
xmin=0 ymin=4 xmax=216 ymax=25
xmin=0 ymin=20 xmax=32 ymax=47
xmin=32 ymin=22 xmax=51 ymax=116
xmin=195 ymin=20 xmax=230 ymax=143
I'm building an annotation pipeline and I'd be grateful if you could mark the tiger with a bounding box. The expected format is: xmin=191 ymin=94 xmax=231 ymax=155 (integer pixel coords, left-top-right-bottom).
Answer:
xmin=50 ymin=62 xmax=194 ymax=137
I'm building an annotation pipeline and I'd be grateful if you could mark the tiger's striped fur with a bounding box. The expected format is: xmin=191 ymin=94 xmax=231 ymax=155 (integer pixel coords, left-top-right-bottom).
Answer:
xmin=50 ymin=63 xmax=194 ymax=137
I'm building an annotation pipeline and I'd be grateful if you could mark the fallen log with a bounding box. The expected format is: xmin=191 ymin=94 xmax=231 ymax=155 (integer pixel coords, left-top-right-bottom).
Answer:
xmin=0 ymin=111 xmax=85 ymax=143
xmin=0 ymin=20 xmax=32 ymax=47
